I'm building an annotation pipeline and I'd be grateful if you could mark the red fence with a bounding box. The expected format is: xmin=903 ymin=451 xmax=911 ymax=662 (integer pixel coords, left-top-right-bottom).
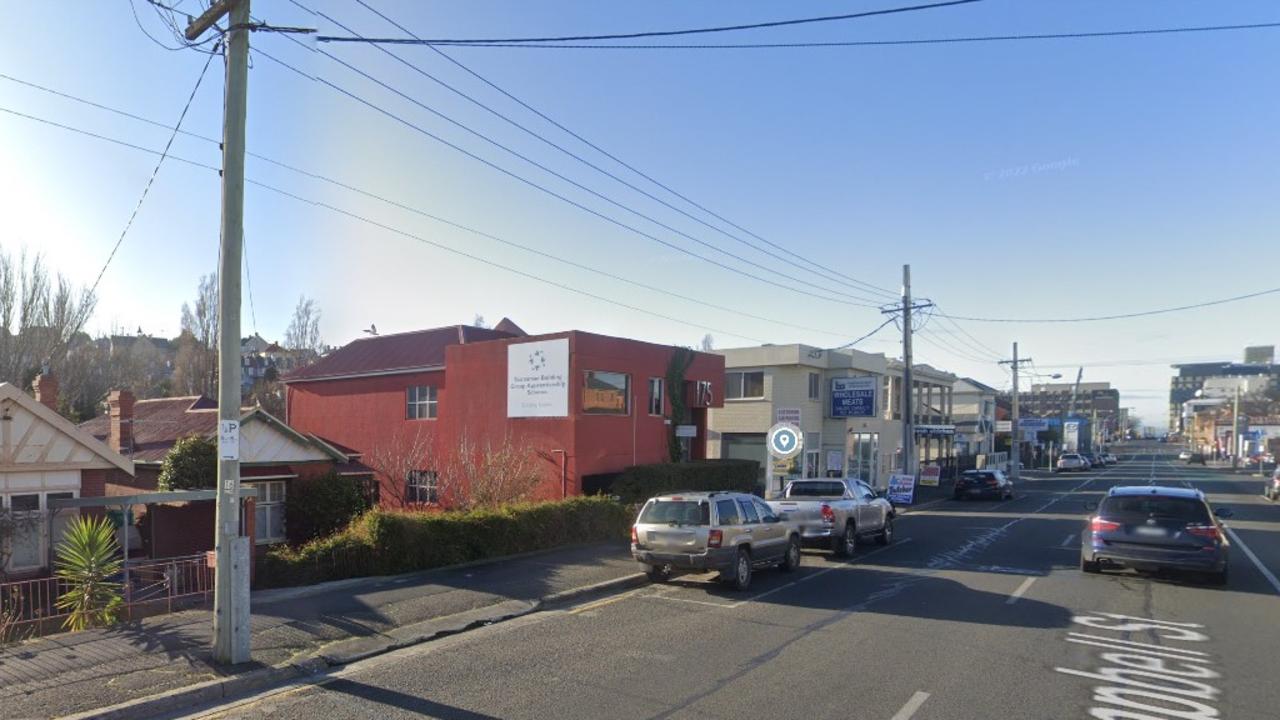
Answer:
xmin=0 ymin=554 xmax=213 ymax=641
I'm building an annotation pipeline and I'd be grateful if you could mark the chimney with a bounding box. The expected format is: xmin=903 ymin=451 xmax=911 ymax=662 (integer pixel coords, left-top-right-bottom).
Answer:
xmin=32 ymin=373 xmax=59 ymax=411
xmin=108 ymin=389 xmax=136 ymax=455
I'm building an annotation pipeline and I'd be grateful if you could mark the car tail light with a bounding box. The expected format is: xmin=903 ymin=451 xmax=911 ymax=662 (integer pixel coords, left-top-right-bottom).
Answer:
xmin=708 ymin=529 xmax=723 ymax=548
xmin=820 ymin=504 xmax=835 ymax=524
xmin=1090 ymin=517 xmax=1121 ymax=533
xmin=985 ymin=478 xmax=999 ymax=486
xmin=630 ymin=526 xmax=638 ymax=544
xmin=1184 ymin=524 xmax=1221 ymax=542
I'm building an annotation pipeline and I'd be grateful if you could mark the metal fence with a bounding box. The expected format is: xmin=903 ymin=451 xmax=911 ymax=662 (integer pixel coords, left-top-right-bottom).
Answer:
xmin=0 ymin=553 xmax=213 ymax=642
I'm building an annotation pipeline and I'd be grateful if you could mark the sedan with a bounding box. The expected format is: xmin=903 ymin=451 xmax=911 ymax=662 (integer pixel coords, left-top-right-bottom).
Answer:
xmin=1081 ymin=485 xmax=1233 ymax=584
xmin=1055 ymin=453 xmax=1090 ymax=473
xmin=1104 ymin=453 xmax=1119 ymax=464
xmin=953 ymin=469 xmax=1014 ymax=500
xmin=1178 ymin=450 xmax=1193 ymax=461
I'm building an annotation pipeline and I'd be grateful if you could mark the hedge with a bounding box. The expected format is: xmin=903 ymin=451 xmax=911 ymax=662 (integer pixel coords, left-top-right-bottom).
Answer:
xmin=284 ymin=472 xmax=371 ymax=545
xmin=256 ymin=496 xmax=631 ymax=589
xmin=610 ymin=459 xmax=759 ymax=504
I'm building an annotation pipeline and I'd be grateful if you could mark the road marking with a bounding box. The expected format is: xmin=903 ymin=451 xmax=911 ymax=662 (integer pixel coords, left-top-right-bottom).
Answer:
xmin=740 ymin=580 xmax=797 ymax=604
xmin=1067 ymin=633 xmax=1211 ymax=660
xmin=1060 ymin=532 xmax=1076 ymax=546
xmin=567 ymin=586 xmax=651 ymax=615
xmin=889 ymin=691 xmax=930 ymax=720
xmin=1005 ymin=576 xmax=1036 ymax=604
xmin=1224 ymin=526 xmax=1280 ymax=596
xmin=793 ymin=538 xmax=914 ymax=584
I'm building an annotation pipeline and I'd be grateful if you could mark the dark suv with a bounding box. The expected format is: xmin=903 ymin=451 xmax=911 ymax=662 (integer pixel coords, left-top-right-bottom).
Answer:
xmin=1081 ymin=486 xmax=1233 ymax=584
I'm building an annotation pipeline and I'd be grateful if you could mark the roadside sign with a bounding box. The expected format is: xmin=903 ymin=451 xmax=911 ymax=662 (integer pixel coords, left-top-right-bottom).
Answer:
xmin=775 ymin=407 xmax=802 ymax=426
xmin=218 ymin=420 xmax=240 ymax=462
xmin=919 ymin=466 xmax=941 ymax=487
xmin=675 ymin=424 xmax=697 ymax=438
xmin=887 ymin=473 xmax=916 ymax=504
xmin=767 ymin=422 xmax=803 ymax=459
xmin=830 ymin=376 xmax=877 ymax=418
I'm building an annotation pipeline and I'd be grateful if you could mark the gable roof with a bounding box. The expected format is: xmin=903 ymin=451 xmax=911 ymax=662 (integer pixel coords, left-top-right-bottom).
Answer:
xmin=284 ymin=323 xmax=517 ymax=383
xmin=956 ymin=377 xmax=1000 ymax=394
xmin=0 ymin=383 xmax=133 ymax=474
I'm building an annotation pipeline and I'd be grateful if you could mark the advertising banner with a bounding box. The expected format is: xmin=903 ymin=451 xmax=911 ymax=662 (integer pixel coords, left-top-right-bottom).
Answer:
xmin=919 ymin=466 xmax=941 ymax=487
xmin=887 ymin=473 xmax=916 ymax=504
xmin=775 ymin=407 xmax=802 ymax=426
xmin=830 ymin=376 xmax=877 ymax=418
xmin=507 ymin=339 xmax=569 ymax=417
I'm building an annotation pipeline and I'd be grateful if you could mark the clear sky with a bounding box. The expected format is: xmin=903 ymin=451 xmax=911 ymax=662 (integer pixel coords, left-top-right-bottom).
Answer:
xmin=2 ymin=1 xmax=1277 ymax=428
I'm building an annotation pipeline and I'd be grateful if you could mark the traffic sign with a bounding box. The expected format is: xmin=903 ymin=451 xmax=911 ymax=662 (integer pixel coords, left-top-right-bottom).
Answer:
xmin=767 ymin=422 xmax=803 ymax=460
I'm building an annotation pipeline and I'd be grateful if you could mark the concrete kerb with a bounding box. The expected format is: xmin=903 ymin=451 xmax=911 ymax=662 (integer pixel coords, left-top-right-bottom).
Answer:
xmin=57 ymin=569 xmax=648 ymax=720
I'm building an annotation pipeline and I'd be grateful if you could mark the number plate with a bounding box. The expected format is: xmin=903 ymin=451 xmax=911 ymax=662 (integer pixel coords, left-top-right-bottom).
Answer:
xmin=1135 ymin=526 xmax=1166 ymax=537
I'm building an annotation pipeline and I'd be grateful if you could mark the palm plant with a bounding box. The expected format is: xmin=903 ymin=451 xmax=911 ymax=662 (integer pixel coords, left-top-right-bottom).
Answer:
xmin=55 ymin=515 xmax=123 ymax=631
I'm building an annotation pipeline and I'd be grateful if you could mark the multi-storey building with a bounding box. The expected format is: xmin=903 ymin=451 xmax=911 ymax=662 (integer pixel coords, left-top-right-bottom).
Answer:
xmin=1169 ymin=360 xmax=1277 ymax=434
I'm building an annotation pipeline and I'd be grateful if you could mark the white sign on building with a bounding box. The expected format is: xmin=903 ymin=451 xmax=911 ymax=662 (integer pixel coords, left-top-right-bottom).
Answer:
xmin=775 ymin=407 xmax=802 ymax=426
xmin=507 ymin=339 xmax=569 ymax=417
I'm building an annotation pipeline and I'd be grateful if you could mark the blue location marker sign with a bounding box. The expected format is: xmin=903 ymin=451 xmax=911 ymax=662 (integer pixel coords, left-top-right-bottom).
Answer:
xmin=768 ymin=423 xmax=803 ymax=459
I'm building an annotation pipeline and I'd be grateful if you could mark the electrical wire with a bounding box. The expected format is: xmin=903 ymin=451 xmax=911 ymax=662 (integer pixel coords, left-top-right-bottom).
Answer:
xmin=315 ymin=1 xmax=981 ymax=45
xmin=296 ymin=0 xmax=899 ymax=303
xmin=427 ymin=21 xmax=1280 ymax=49
xmin=829 ymin=316 xmax=897 ymax=350
xmin=82 ymin=47 xmax=217 ymax=303
xmin=931 ymin=304 xmax=1003 ymax=358
xmin=252 ymin=46 xmax=882 ymax=309
xmin=942 ymin=287 xmax=1280 ymax=323
xmin=347 ymin=0 xmax=900 ymax=300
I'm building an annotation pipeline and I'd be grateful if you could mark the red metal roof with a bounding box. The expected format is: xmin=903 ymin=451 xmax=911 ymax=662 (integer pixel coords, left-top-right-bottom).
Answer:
xmin=79 ymin=396 xmax=221 ymax=463
xmin=284 ymin=324 xmax=517 ymax=382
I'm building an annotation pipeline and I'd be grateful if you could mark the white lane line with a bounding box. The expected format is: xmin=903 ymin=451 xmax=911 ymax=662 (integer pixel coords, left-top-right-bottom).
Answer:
xmin=889 ymin=691 xmax=931 ymax=720
xmin=739 ymin=580 xmax=797 ymax=605
xmin=1224 ymin=526 xmax=1280 ymax=596
xmin=793 ymin=538 xmax=915 ymax=584
xmin=1005 ymin=576 xmax=1036 ymax=604
xmin=1060 ymin=533 xmax=1076 ymax=547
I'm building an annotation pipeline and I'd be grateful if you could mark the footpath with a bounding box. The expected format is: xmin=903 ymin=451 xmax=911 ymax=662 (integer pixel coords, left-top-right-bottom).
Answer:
xmin=0 ymin=543 xmax=641 ymax=720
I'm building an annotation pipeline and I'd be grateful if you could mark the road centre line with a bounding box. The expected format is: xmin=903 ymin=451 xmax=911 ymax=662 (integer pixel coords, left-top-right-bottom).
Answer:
xmin=1005 ymin=576 xmax=1036 ymax=604
xmin=888 ymin=691 xmax=930 ymax=720
xmin=1224 ymin=526 xmax=1280 ymax=596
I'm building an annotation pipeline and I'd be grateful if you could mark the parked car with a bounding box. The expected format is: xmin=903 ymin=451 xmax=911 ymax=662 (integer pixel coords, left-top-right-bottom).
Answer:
xmin=1187 ymin=452 xmax=1207 ymax=465
xmin=1055 ymin=453 xmax=1090 ymax=472
xmin=1177 ymin=450 xmax=1193 ymax=461
xmin=1081 ymin=485 xmax=1233 ymax=585
xmin=766 ymin=478 xmax=894 ymax=557
xmin=1264 ymin=467 xmax=1280 ymax=501
xmin=631 ymin=491 xmax=801 ymax=591
xmin=1089 ymin=452 xmax=1108 ymax=468
xmin=953 ymin=469 xmax=1014 ymax=501
xmin=1104 ymin=453 xmax=1119 ymax=465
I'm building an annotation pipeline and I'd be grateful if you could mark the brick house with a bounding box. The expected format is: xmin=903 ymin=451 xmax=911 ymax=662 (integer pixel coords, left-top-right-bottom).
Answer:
xmin=284 ymin=320 xmax=724 ymax=506
xmin=0 ymin=377 xmax=133 ymax=578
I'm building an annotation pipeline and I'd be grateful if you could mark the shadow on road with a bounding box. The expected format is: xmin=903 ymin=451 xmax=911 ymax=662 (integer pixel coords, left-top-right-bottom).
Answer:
xmin=323 ymin=678 xmax=504 ymax=719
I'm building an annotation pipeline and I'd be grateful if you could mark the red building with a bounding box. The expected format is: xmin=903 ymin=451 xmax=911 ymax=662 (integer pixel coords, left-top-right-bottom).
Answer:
xmin=284 ymin=320 xmax=724 ymax=504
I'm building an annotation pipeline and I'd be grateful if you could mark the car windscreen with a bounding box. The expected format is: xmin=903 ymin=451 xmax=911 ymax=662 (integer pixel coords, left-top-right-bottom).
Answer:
xmin=638 ymin=500 xmax=710 ymax=526
xmin=960 ymin=472 xmax=994 ymax=482
xmin=786 ymin=481 xmax=846 ymax=497
xmin=1099 ymin=496 xmax=1210 ymax=523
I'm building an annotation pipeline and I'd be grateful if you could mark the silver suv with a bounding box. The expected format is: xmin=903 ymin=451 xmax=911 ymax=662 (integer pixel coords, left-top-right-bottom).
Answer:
xmin=631 ymin=491 xmax=801 ymax=591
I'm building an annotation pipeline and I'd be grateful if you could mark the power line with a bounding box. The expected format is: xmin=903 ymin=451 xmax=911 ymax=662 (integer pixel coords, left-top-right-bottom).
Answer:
xmin=252 ymin=45 xmax=882 ymax=309
xmin=315 ymin=1 xmax=981 ymax=45
xmin=931 ymin=304 xmax=1003 ymax=358
xmin=943 ymin=287 xmax=1280 ymax=323
xmin=0 ymin=79 xmax=863 ymax=339
xmin=830 ymin=316 xmax=898 ymax=350
xmin=347 ymin=0 xmax=899 ymax=300
xmin=422 ymin=21 xmax=1280 ymax=49
xmin=83 ymin=47 xmax=217 ymax=301
xmin=295 ymin=0 xmax=899 ymax=302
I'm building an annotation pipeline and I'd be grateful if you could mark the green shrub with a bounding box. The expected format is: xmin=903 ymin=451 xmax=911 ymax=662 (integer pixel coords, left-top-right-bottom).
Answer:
xmin=610 ymin=459 xmax=759 ymax=504
xmin=157 ymin=435 xmax=216 ymax=491
xmin=55 ymin=516 xmax=123 ymax=631
xmin=255 ymin=496 xmax=631 ymax=589
xmin=284 ymin=472 xmax=371 ymax=544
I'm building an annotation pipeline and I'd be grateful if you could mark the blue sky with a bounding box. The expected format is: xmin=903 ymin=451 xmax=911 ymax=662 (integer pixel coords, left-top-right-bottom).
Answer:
xmin=2 ymin=1 xmax=1277 ymax=427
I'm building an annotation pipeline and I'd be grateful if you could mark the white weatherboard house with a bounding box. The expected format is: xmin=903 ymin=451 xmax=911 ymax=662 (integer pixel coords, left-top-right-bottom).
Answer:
xmin=0 ymin=379 xmax=134 ymax=576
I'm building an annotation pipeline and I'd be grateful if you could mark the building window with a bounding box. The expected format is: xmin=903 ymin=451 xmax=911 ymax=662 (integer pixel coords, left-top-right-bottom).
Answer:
xmin=725 ymin=371 xmax=765 ymax=400
xmin=406 ymin=470 xmax=438 ymax=504
xmin=804 ymin=450 xmax=821 ymax=478
xmin=648 ymin=377 xmax=664 ymax=416
xmin=6 ymin=494 xmax=41 ymax=570
xmin=808 ymin=372 xmax=820 ymax=401
xmin=696 ymin=380 xmax=714 ymax=405
xmin=407 ymin=386 xmax=437 ymax=419
xmin=583 ymin=371 xmax=630 ymax=415
xmin=249 ymin=481 xmax=287 ymax=545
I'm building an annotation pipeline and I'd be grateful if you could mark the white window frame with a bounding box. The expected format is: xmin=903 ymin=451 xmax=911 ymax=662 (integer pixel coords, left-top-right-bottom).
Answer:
xmin=406 ymin=470 xmax=439 ymax=505
xmin=407 ymin=385 xmax=438 ymax=420
xmin=648 ymin=377 xmax=664 ymax=416
xmin=725 ymin=371 xmax=765 ymax=401
xmin=247 ymin=480 xmax=287 ymax=545
xmin=2 ymin=490 xmax=79 ymax=573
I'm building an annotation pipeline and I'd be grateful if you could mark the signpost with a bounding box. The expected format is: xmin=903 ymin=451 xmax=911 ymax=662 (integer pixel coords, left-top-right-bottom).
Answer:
xmin=887 ymin=473 xmax=916 ymax=504
xmin=919 ymin=465 xmax=941 ymax=487
xmin=766 ymin=422 xmax=803 ymax=497
xmin=830 ymin=377 xmax=877 ymax=418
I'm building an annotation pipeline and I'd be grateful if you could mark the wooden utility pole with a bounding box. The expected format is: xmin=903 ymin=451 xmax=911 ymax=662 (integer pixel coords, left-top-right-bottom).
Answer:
xmin=187 ymin=0 xmax=251 ymax=665
xmin=881 ymin=265 xmax=934 ymax=480
xmin=999 ymin=343 xmax=1031 ymax=483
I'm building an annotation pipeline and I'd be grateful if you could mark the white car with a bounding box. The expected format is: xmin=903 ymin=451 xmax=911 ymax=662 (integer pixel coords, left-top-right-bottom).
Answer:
xmin=1055 ymin=453 xmax=1090 ymax=473
xmin=1177 ymin=450 xmax=1192 ymax=461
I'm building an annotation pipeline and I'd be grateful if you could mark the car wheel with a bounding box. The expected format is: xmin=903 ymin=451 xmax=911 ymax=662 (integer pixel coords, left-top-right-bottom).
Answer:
xmin=645 ymin=564 xmax=671 ymax=583
xmin=1081 ymin=555 xmax=1101 ymax=574
xmin=834 ymin=523 xmax=857 ymax=557
xmin=876 ymin=516 xmax=894 ymax=546
xmin=724 ymin=548 xmax=752 ymax=591
xmin=780 ymin=535 xmax=801 ymax=572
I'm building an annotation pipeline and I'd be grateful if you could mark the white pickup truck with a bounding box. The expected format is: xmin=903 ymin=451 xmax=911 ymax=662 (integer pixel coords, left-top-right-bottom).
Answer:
xmin=767 ymin=478 xmax=895 ymax=556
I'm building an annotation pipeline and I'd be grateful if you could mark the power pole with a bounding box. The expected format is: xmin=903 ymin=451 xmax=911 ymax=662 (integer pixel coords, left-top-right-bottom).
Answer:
xmin=1232 ymin=381 xmax=1242 ymax=470
xmin=188 ymin=0 xmax=251 ymax=665
xmin=999 ymin=343 xmax=1031 ymax=483
xmin=881 ymin=265 xmax=932 ymax=479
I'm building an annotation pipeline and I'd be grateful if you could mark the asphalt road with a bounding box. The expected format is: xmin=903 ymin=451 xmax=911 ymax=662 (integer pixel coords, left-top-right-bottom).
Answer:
xmin=178 ymin=441 xmax=1280 ymax=720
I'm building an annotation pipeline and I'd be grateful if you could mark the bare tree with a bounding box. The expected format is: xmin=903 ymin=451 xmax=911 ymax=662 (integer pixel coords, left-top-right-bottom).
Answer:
xmin=284 ymin=295 xmax=323 ymax=358
xmin=174 ymin=274 xmax=218 ymax=396
xmin=0 ymin=249 xmax=97 ymax=388
xmin=700 ymin=334 xmax=714 ymax=352
xmin=453 ymin=433 xmax=544 ymax=509
xmin=57 ymin=333 xmax=111 ymax=420
xmin=364 ymin=426 xmax=452 ymax=508
xmin=364 ymin=428 xmax=546 ymax=510
xmin=472 ymin=314 xmax=487 ymax=329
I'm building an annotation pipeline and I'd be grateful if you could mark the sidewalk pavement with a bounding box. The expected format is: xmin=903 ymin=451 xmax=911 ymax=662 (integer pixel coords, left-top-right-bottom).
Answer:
xmin=0 ymin=543 xmax=642 ymax=720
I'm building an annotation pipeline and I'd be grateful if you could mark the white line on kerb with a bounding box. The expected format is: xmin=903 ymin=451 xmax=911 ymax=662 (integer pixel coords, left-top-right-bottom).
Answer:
xmin=1005 ymin=576 xmax=1036 ymax=604
xmin=1225 ymin=526 xmax=1280 ymax=596
xmin=890 ymin=691 xmax=930 ymax=720
xmin=1060 ymin=533 xmax=1076 ymax=547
